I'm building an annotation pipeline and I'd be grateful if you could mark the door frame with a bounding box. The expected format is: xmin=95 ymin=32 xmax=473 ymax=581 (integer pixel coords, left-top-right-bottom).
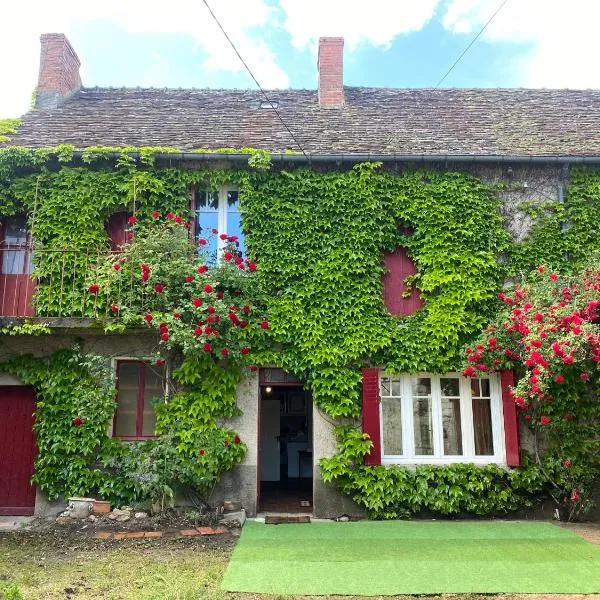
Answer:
xmin=256 ymin=369 xmax=313 ymax=512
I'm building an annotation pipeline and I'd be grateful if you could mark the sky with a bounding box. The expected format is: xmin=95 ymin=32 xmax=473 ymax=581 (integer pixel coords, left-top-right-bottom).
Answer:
xmin=2 ymin=0 xmax=600 ymax=118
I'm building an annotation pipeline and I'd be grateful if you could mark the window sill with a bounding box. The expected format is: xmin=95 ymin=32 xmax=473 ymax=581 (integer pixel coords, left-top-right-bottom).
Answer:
xmin=381 ymin=456 xmax=506 ymax=467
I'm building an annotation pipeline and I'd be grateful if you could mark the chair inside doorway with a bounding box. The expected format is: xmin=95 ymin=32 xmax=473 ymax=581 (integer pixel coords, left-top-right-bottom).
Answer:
xmin=259 ymin=369 xmax=312 ymax=513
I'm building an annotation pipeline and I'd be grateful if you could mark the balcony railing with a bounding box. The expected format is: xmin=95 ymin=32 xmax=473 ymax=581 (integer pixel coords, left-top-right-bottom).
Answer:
xmin=0 ymin=246 xmax=140 ymax=320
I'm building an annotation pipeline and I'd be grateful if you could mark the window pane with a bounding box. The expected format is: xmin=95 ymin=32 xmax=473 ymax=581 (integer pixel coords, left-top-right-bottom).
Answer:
xmin=197 ymin=210 xmax=219 ymax=263
xmin=480 ymin=379 xmax=491 ymax=397
xmin=440 ymin=377 xmax=460 ymax=397
xmin=441 ymin=397 xmax=463 ymax=455
xmin=226 ymin=191 xmax=245 ymax=254
xmin=380 ymin=377 xmax=391 ymax=396
xmin=381 ymin=397 xmax=403 ymax=455
xmin=115 ymin=363 xmax=140 ymax=437
xmin=197 ymin=190 xmax=219 ymax=211
xmin=142 ymin=365 xmax=163 ymax=437
xmin=391 ymin=379 xmax=401 ymax=397
xmin=413 ymin=397 xmax=434 ymax=455
xmin=2 ymin=217 xmax=30 ymax=274
xmin=4 ymin=217 xmax=27 ymax=245
xmin=412 ymin=377 xmax=431 ymax=396
xmin=473 ymin=398 xmax=494 ymax=455
xmin=470 ymin=378 xmax=480 ymax=397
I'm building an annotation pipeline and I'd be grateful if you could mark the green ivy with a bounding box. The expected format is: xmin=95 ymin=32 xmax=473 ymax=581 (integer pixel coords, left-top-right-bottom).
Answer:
xmin=0 ymin=118 xmax=22 ymax=143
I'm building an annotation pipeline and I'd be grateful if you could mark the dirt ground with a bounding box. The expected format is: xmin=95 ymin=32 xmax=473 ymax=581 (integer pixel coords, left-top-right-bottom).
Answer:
xmin=1 ymin=518 xmax=599 ymax=600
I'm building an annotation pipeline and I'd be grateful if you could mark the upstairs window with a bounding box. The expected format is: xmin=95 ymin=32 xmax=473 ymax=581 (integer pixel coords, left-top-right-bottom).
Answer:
xmin=379 ymin=373 xmax=504 ymax=464
xmin=1 ymin=216 xmax=32 ymax=275
xmin=113 ymin=360 xmax=165 ymax=439
xmin=195 ymin=187 xmax=244 ymax=261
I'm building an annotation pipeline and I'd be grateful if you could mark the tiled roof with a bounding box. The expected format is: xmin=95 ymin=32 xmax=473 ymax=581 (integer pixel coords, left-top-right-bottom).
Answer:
xmin=7 ymin=86 xmax=600 ymax=156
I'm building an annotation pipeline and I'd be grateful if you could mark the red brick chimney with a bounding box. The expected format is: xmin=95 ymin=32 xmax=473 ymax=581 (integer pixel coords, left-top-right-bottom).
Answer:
xmin=318 ymin=37 xmax=344 ymax=108
xmin=36 ymin=33 xmax=81 ymax=110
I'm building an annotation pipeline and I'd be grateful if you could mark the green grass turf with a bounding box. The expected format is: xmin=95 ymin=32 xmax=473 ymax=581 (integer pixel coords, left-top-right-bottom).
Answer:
xmin=221 ymin=520 xmax=600 ymax=596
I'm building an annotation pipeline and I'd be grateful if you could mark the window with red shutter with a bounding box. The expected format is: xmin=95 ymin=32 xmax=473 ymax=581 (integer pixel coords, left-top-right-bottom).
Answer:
xmin=105 ymin=211 xmax=129 ymax=251
xmin=382 ymin=247 xmax=423 ymax=316
xmin=361 ymin=367 xmax=381 ymax=465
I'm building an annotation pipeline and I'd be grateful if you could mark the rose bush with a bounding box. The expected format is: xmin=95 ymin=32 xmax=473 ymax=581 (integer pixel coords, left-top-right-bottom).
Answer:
xmin=463 ymin=262 xmax=600 ymax=520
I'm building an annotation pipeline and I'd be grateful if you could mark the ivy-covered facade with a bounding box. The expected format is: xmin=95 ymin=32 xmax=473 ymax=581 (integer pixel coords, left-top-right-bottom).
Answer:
xmin=1 ymin=34 xmax=599 ymax=519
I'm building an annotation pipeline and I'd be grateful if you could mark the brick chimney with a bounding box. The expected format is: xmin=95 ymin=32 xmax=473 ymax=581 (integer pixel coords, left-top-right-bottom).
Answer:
xmin=318 ymin=37 xmax=344 ymax=108
xmin=35 ymin=33 xmax=81 ymax=110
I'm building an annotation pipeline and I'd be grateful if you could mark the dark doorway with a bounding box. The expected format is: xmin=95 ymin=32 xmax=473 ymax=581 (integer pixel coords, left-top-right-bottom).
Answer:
xmin=258 ymin=377 xmax=313 ymax=513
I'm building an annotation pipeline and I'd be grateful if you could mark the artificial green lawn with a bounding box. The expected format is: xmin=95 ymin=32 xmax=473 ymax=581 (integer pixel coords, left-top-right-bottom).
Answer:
xmin=222 ymin=520 xmax=600 ymax=596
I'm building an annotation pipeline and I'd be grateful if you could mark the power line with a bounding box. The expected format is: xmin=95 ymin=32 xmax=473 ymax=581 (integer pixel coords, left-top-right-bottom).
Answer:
xmin=434 ymin=0 xmax=509 ymax=88
xmin=201 ymin=0 xmax=311 ymax=163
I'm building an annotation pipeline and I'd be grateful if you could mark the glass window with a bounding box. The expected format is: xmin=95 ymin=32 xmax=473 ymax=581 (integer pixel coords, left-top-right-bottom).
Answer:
xmin=114 ymin=360 xmax=164 ymax=439
xmin=379 ymin=373 xmax=503 ymax=464
xmin=195 ymin=187 xmax=245 ymax=260
xmin=1 ymin=216 xmax=32 ymax=275
xmin=380 ymin=376 xmax=403 ymax=456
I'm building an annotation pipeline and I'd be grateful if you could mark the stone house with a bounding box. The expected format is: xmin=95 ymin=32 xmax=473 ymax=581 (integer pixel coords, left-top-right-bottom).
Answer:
xmin=1 ymin=33 xmax=600 ymax=518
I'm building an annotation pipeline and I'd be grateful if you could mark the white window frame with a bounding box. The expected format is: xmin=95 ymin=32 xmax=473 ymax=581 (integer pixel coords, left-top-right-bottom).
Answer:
xmin=196 ymin=185 xmax=241 ymax=254
xmin=379 ymin=372 xmax=506 ymax=466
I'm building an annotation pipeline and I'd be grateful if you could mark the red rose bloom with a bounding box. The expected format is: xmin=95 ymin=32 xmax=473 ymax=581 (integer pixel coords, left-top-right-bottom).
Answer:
xmin=580 ymin=372 xmax=589 ymax=380
xmin=540 ymin=416 xmax=551 ymax=425
xmin=198 ymin=449 xmax=205 ymax=456
xmin=563 ymin=459 xmax=573 ymax=469
xmin=198 ymin=238 xmax=208 ymax=246
xmin=241 ymin=347 xmax=250 ymax=355
xmin=221 ymin=348 xmax=229 ymax=357
xmin=154 ymin=283 xmax=165 ymax=293
xmin=235 ymin=256 xmax=243 ymax=265
xmin=208 ymin=306 xmax=215 ymax=314
xmin=462 ymin=366 xmax=476 ymax=377
xmin=151 ymin=211 xmax=161 ymax=219
xmin=128 ymin=216 xmax=137 ymax=225
xmin=161 ymin=333 xmax=169 ymax=342
xmin=242 ymin=305 xmax=250 ymax=314
xmin=203 ymin=342 xmax=211 ymax=352
xmin=197 ymin=265 xmax=209 ymax=274
xmin=166 ymin=212 xmax=175 ymax=220
xmin=260 ymin=320 xmax=269 ymax=330
xmin=224 ymin=252 xmax=233 ymax=261
xmin=72 ymin=416 xmax=83 ymax=427
xmin=192 ymin=298 xmax=202 ymax=307
xmin=155 ymin=359 xmax=165 ymax=367
xmin=571 ymin=488 xmax=581 ymax=502
xmin=554 ymin=374 xmax=565 ymax=384
xmin=113 ymin=263 xmax=121 ymax=271
xmin=234 ymin=435 xmax=241 ymax=444
xmin=110 ymin=303 xmax=119 ymax=312
xmin=228 ymin=235 xmax=238 ymax=242
xmin=174 ymin=215 xmax=183 ymax=224
xmin=144 ymin=313 xmax=153 ymax=322
xmin=549 ymin=273 xmax=559 ymax=281
xmin=88 ymin=283 xmax=100 ymax=294
xmin=250 ymin=365 xmax=258 ymax=372
xmin=537 ymin=265 xmax=545 ymax=273
xmin=216 ymin=291 xmax=224 ymax=299
xmin=173 ymin=312 xmax=182 ymax=319
xmin=185 ymin=275 xmax=194 ymax=283
xmin=193 ymin=327 xmax=203 ymax=337
xmin=219 ymin=233 xmax=228 ymax=240
xmin=204 ymin=284 xmax=213 ymax=293
xmin=211 ymin=228 xmax=218 ymax=234
xmin=247 ymin=261 xmax=257 ymax=272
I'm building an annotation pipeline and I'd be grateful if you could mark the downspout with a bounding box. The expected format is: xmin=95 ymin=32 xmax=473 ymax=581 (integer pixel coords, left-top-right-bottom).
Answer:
xmin=558 ymin=163 xmax=570 ymax=261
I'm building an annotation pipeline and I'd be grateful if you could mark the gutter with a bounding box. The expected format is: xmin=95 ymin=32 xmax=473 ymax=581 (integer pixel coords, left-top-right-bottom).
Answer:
xmin=69 ymin=151 xmax=600 ymax=165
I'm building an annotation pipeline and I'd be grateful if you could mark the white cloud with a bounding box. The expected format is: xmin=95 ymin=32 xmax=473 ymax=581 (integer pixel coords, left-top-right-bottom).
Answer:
xmin=443 ymin=0 xmax=600 ymax=88
xmin=0 ymin=0 xmax=288 ymax=118
xmin=279 ymin=0 xmax=441 ymax=50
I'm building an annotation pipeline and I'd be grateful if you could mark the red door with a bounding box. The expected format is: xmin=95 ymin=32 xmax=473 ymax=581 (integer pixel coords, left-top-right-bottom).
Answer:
xmin=0 ymin=216 xmax=35 ymax=317
xmin=0 ymin=386 xmax=37 ymax=515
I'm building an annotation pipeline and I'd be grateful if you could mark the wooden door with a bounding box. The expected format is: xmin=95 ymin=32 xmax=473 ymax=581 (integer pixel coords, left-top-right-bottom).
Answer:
xmin=0 ymin=386 xmax=37 ymax=515
xmin=0 ymin=216 xmax=35 ymax=317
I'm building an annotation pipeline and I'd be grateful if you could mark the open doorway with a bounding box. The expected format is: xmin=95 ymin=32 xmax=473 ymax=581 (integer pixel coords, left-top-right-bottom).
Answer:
xmin=258 ymin=370 xmax=312 ymax=513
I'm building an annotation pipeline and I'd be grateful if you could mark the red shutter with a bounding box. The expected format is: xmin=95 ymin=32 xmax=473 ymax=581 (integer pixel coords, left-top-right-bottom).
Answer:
xmin=382 ymin=247 xmax=423 ymax=316
xmin=105 ymin=212 xmax=129 ymax=251
xmin=361 ymin=367 xmax=381 ymax=465
xmin=500 ymin=370 xmax=521 ymax=467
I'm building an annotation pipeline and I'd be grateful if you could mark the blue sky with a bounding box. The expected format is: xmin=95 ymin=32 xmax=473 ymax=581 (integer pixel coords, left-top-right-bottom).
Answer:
xmin=1 ymin=0 xmax=598 ymax=118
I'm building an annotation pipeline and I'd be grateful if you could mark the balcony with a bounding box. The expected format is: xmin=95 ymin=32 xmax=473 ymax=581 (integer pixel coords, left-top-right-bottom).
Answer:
xmin=0 ymin=246 xmax=132 ymax=323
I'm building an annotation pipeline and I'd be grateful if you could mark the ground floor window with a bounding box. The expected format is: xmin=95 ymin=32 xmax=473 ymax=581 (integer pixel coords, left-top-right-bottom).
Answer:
xmin=379 ymin=373 xmax=505 ymax=464
xmin=113 ymin=360 xmax=165 ymax=439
